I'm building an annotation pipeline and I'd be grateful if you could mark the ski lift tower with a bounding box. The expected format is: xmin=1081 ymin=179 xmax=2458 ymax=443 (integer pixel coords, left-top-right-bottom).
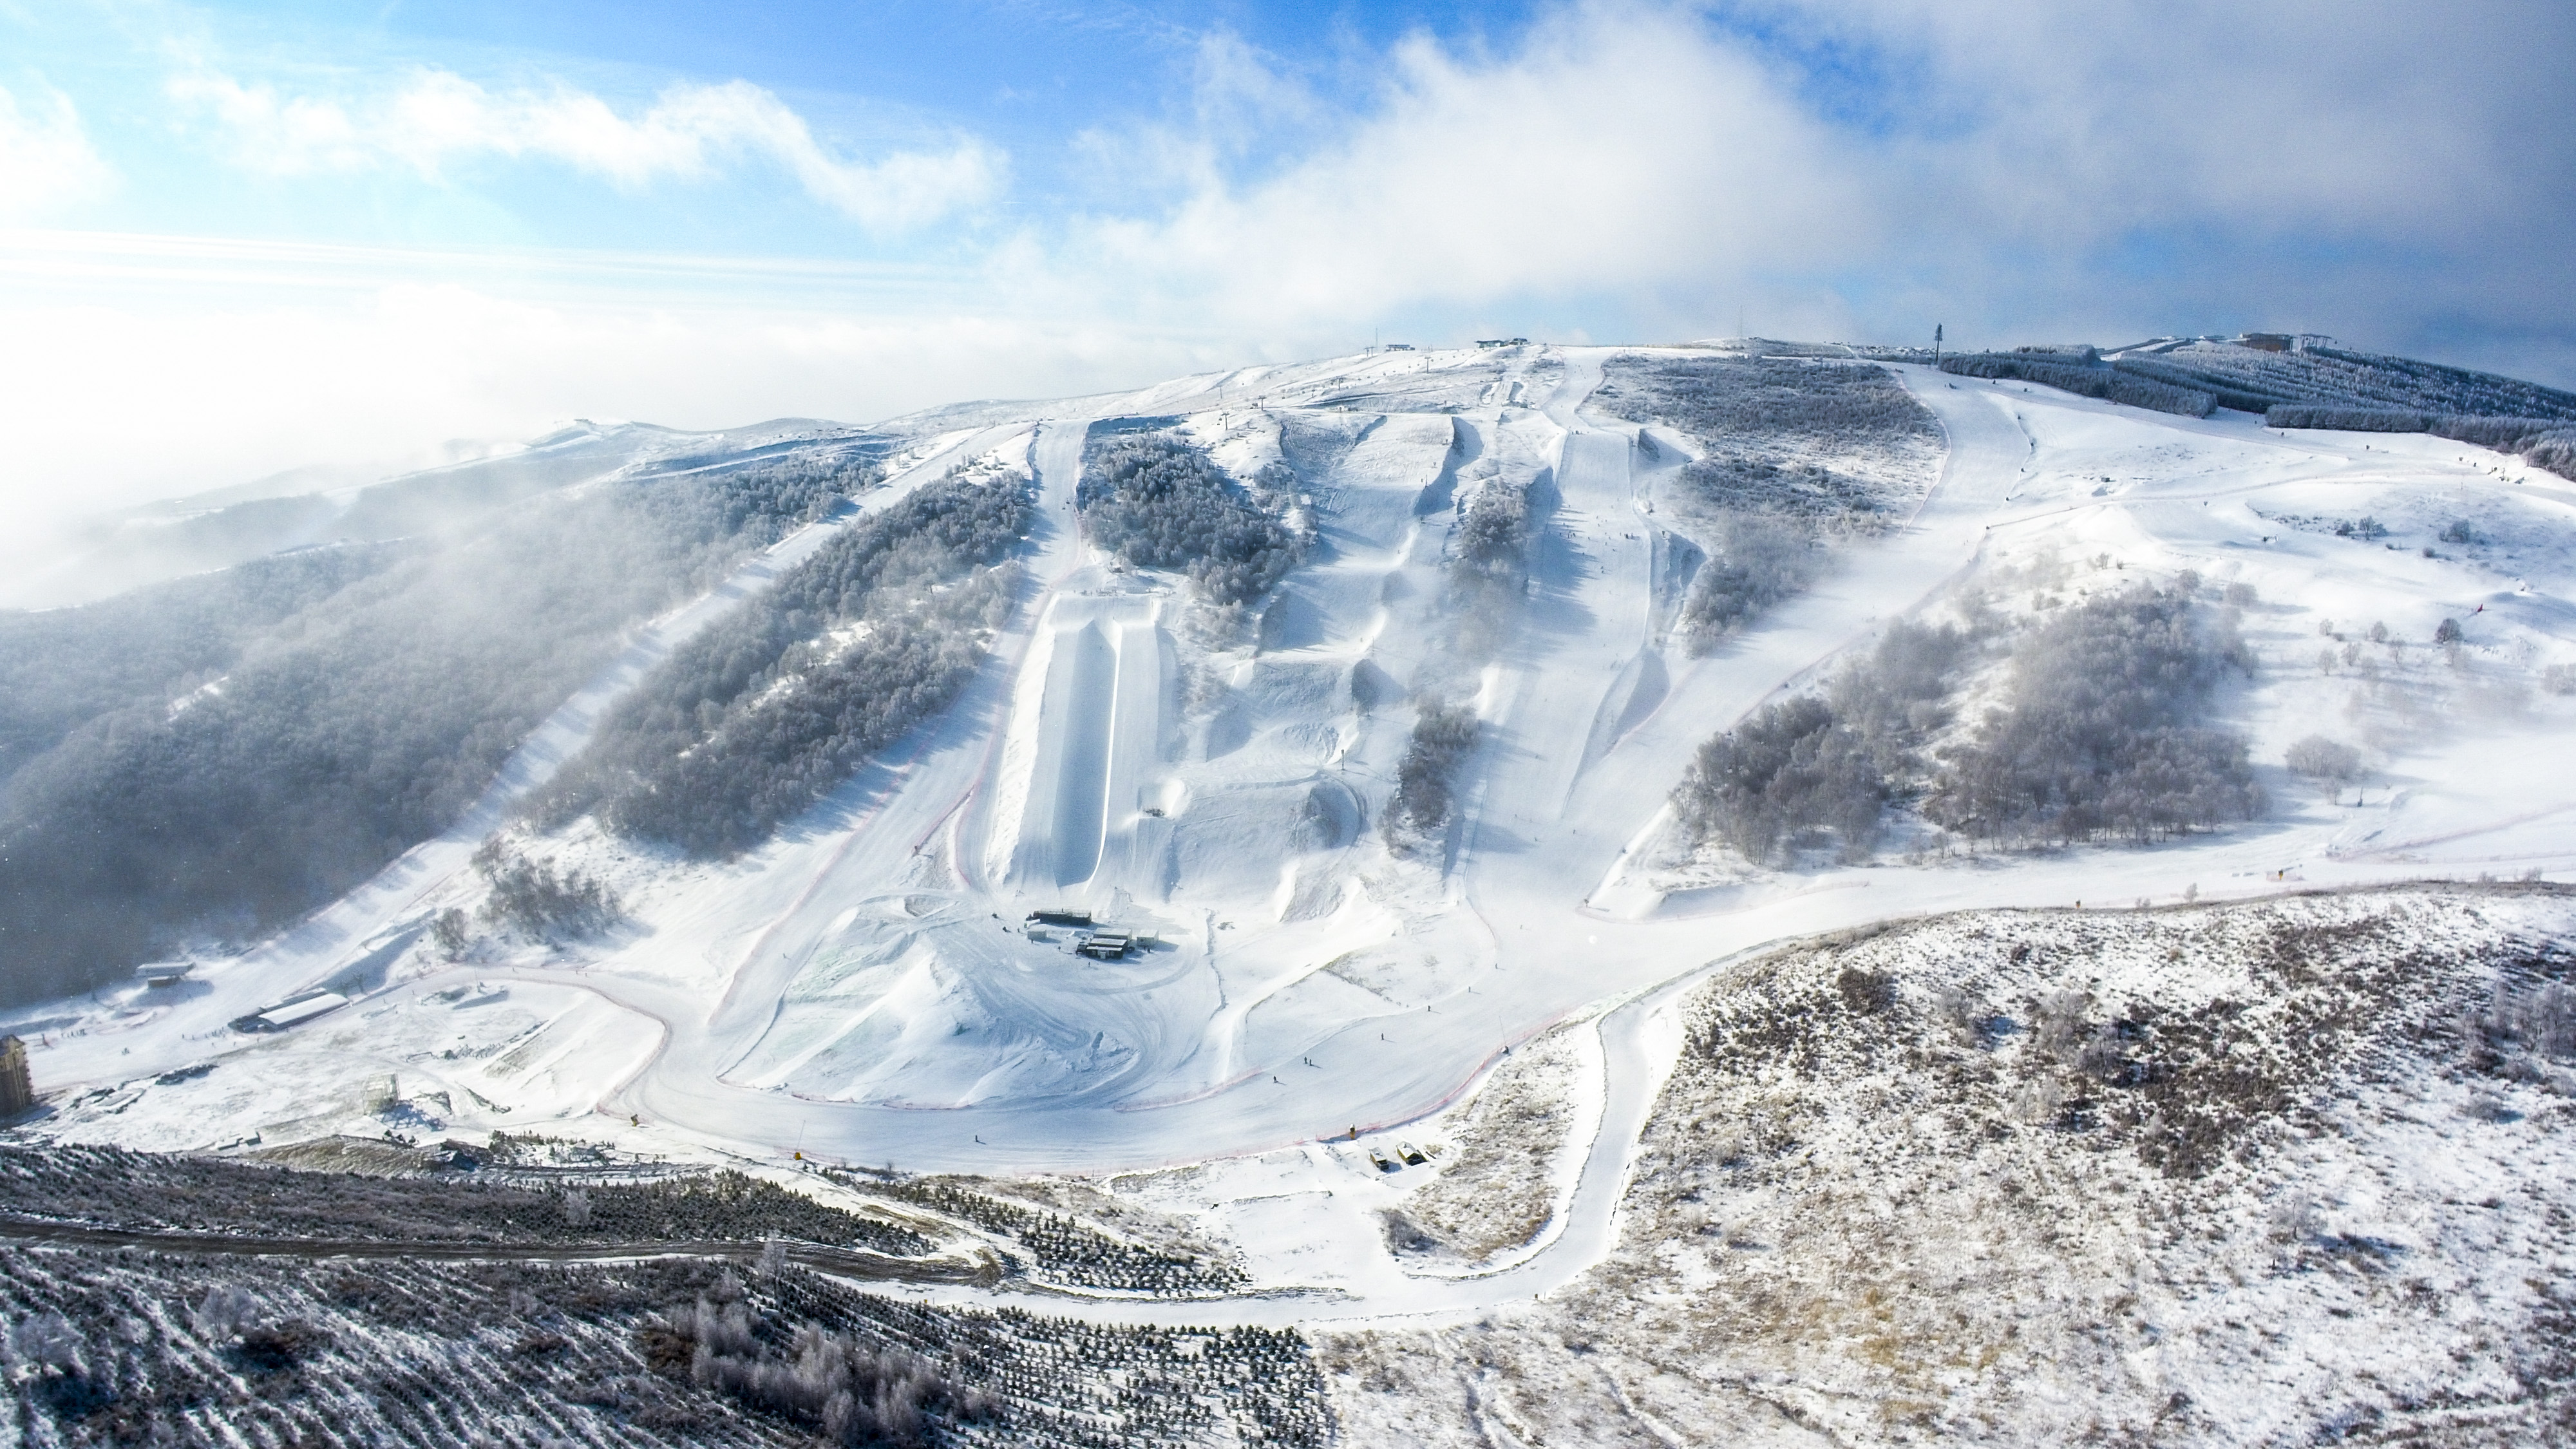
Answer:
xmin=1934 ymin=323 xmax=1943 ymax=365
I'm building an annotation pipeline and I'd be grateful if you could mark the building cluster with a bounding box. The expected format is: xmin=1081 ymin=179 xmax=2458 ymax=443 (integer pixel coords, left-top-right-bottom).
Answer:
xmin=1022 ymin=909 xmax=1139 ymax=961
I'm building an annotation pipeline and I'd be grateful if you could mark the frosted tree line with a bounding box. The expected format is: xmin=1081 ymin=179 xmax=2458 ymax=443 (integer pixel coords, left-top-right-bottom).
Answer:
xmin=0 ymin=457 xmax=861 ymax=1007
xmin=1676 ymin=580 xmax=2264 ymax=865
xmin=536 ymin=469 xmax=1031 ymax=857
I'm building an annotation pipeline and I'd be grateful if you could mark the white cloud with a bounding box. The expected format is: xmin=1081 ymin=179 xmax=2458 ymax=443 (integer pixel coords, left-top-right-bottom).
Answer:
xmin=0 ymin=254 xmax=1218 ymax=546
xmin=6 ymin=0 xmax=2569 ymax=561
xmin=0 ymin=84 xmax=113 ymax=222
xmin=1018 ymin=0 xmax=2576 ymax=365
xmin=1044 ymin=8 xmax=1874 ymax=331
xmin=1740 ymin=0 xmax=2576 ymax=245
xmin=168 ymin=68 xmax=1005 ymax=232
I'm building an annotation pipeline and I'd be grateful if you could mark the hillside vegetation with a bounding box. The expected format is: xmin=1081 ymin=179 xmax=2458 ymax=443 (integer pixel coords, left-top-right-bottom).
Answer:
xmin=2264 ymin=406 xmax=2576 ymax=484
xmin=1941 ymin=350 xmax=2217 ymax=415
xmin=2119 ymin=338 xmax=2576 ymax=420
xmin=0 ymin=459 xmax=857 ymax=1008
xmin=0 ymin=1229 xmax=1327 ymax=1448
xmin=1593 ymin=355 xmax=1941 ymax=654
xmin=1325 ymin=888 xmax=2576 ymax=1446
xmin=1676 ymin=580 xmax=2261 ymax=865
xmin=0 ymin=544 xmax=409 ymax=783
xmin=534 ymin=468 xmax=1030 ymax=857
xmin=1078 ymin=433 xmax=1302 ymax=608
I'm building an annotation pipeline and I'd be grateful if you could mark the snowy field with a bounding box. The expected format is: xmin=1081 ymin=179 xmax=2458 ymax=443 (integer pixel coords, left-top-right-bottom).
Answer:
xmin=10 ymin=343 xmax=2576 ymax=1389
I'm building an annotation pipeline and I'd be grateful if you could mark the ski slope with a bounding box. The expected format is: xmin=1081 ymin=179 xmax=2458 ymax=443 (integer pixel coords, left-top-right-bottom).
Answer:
xmin=19 ymin=343 xmax=2576 ymax=1330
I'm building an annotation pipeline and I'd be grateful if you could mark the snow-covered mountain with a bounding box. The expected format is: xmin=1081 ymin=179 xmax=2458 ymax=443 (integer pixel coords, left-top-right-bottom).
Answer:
xmin=6 ymin=337 xmax=2575 ymax=1445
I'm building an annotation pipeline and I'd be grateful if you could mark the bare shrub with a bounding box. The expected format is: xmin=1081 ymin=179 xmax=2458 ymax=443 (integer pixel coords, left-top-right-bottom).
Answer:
xmin=10 ymin=1311 xmax=86 ymax=1373
xmin=1385 ymin=701 xmax=1481 ymax=852
xmin=1676 ymin=512 xmax=1821 ymax=650
xmin=2007 ymin=1076 xmax=2065 ymax=1125
xmin=231 ymin=1320 xmax=328 ymax=1376
xmin=1673 ymin=619 xmax=1971 ymax=866
xmin=1082 ymin=435 xmax=1300 ymax=606
xmin=2474 ymin=981 xmax=2576 ymax=1061
xmin=1925 ymin=584 xmax=2264 ymax=844
xmin=2031 ymin=990 xmax=2094 ymax=1065
xmin=2284 ymin=735 xmax=2364 ymax=783
xmin=1447 ymin=478 xmax=1530 ymax=660
xmin=1379 ymin=1210 xmax=1441 ymax=1256
xmin=429 ymin=905 xmax=471 ymax=958
xmin=192 ymin=1285 xmax=260 ymax=1340
xmin=2465 ymin=1091 xmax=2517 ymax=1122
xmin=471 ymin=839 xmax=621 ymax=940
xmin=2268 ymin=1189 xmax=2324 ymax=1242
xmin=1836 ymin=967 xmax=1896 ymax=1015
xmin=1933 ymin=985 xmax=2005 ymax=1048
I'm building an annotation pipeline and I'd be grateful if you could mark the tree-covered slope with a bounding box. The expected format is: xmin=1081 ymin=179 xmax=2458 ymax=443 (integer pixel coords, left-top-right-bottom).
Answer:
xmin=0 ymin=455 xmax=866 ymax=1007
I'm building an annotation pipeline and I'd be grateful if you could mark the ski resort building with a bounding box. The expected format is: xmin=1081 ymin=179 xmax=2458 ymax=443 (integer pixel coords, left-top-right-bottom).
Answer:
xmin=135 ymin=961 xmax=194 ymax=989
xmin=229 ymin=991 xmax=348 ymax=1034
xmin=1077 ymin=931 xmax=1134 ymax=961
xmin=0 ymin=1035 xmax=30 ymax=1119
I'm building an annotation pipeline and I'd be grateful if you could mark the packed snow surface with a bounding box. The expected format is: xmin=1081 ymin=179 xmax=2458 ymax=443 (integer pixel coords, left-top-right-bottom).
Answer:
xmin=15 ymin=343 xmax=2576 ymax=1339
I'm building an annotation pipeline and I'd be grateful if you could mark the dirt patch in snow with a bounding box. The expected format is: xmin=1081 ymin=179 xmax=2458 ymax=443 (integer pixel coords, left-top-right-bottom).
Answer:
xmin=1395 ymin=1025 xmax=1587 ymax=1265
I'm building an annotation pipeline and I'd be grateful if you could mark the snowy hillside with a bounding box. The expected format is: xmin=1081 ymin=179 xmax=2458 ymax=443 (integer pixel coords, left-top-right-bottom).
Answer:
xmin=18 ymin=333 xmax=2576 ymax=1165
xmin=0 ymin=421 xmax=887 ymax=1007
xmin=7 ymin=336 xmax=2576 ymax=1444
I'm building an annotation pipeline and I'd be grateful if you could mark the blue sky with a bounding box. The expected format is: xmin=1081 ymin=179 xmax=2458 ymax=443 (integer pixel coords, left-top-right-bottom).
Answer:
xmin=18 ymin=1 xmax=1548 ymax=254
xmin=4 ymin=1 xmax=2572 ymax=511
